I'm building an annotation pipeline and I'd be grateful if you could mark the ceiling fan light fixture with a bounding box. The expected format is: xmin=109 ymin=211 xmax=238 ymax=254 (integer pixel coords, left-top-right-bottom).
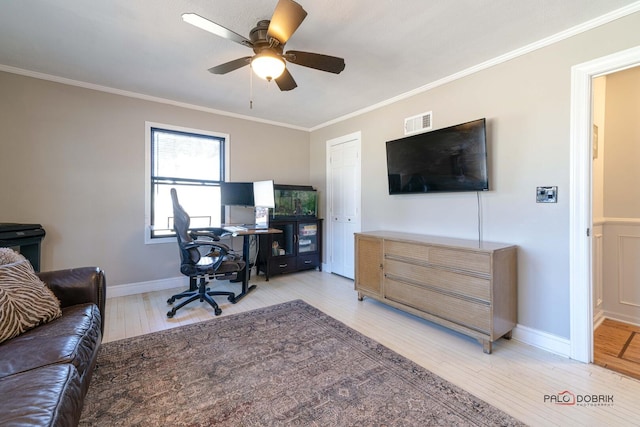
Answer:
xmin=251 ymin=52 xmax=286 ymax=81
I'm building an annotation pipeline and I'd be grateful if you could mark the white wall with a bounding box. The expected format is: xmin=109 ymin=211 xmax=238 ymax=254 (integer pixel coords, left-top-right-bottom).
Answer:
xmin=603 ymin=66 xmax=640 ymax=217
xmin=310 ymin=12 xmax=640 ymax=339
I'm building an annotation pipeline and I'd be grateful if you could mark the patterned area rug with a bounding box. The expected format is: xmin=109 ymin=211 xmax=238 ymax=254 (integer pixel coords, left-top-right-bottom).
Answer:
xmin=80 ymin=300 xmax=523 ymax=426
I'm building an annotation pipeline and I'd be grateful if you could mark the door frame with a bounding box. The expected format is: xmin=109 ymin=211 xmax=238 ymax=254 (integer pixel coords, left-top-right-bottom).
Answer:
xmin=569 ymin=45 xmax=640 ymax=363
xmin=325 ymin=131 xmax=362 ymax=274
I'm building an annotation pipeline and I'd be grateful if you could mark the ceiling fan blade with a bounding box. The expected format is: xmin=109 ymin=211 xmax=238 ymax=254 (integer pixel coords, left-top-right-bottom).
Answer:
xmin=284 ymin=51 xmax=345 ymax=74
xmin=208 ymin=57 xmax=252 ymax=74
xmin=267 ymin=0 xmax=307 ymax=45
xmin=182 ymin=13 xmax=253 ymax=48
xmin=275 ymin=68 xmax=297 ymax=91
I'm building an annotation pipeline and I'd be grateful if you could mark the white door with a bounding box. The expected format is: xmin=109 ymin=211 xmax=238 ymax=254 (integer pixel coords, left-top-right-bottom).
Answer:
xmin=327 ymin=132 xmax=361 ymax=279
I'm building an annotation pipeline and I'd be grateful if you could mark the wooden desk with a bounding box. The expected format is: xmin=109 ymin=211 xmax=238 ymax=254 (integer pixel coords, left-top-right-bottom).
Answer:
xmin=232 ymin=227 xmax=282 ymax=301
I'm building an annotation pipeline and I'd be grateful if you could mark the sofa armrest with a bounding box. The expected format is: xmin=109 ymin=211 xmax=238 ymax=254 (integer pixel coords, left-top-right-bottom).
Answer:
xmin=37 ymin=267 xmax=106 ymax=335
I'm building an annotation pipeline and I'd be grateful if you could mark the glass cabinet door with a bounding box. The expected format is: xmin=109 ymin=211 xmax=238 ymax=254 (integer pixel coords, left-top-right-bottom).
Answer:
xmin=298 ymin=222 xmax=318 ymax=253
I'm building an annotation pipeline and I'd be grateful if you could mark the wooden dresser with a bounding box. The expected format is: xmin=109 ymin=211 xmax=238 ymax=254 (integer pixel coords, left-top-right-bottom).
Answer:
xmin=355 ymin=231 xmax=517 ymax=353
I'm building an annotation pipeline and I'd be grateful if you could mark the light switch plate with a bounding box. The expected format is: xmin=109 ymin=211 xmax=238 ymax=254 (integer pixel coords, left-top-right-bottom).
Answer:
xmin=536 ymin=186 xmax=558 ymax=203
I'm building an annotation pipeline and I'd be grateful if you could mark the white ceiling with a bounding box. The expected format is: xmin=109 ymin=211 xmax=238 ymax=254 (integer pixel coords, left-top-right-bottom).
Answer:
xmin=1 ymin=0 xmax=638 ymax=129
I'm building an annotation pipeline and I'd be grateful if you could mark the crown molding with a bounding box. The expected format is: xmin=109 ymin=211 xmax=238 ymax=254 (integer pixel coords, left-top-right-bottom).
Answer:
xmin=0 ymin=64 xmax=310 ymax=132
xmin=310 ymin=1 xmax=640 ymax=131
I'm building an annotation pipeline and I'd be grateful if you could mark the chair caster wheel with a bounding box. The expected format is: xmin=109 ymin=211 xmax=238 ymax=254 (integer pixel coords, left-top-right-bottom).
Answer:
xmin=214 ymin=308 xmax=222 ymax=316
xmin=167 ymin=310 xmax=175 ymax=318
xmin=167 ymin=297 xmax=175 ymax=304
xmin=228 ymin=296 xmax=236 ymax=304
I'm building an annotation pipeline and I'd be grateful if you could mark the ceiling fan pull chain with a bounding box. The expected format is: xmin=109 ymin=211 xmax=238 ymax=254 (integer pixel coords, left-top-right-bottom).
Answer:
xmin=249 ymin=63 xmax=254 ymax=109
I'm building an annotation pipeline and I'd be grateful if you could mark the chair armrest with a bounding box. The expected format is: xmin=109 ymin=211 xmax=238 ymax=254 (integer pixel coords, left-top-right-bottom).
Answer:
xmin=192 ymin=227 xmax=231 ymax=238
xmin=185 ymin=240 xmax=243 ymax=263
xmin=186 ymin=240 xmax=233 ymax=253
xmin=189 ymin=230 xmax=220 ymax=241
xmin=37 ymin=267 xmax=106 ymax=335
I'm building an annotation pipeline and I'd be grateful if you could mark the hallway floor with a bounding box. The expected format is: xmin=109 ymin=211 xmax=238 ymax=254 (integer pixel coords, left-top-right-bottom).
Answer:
xmin=594 ymin=318 xmax=640 ymax=381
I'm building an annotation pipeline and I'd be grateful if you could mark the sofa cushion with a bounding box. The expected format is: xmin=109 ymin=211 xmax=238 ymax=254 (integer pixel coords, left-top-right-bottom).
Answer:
xmin=0 ymin=303 xmax=101 ymax=384
xmin=0 ymin=364 xmax=83 ymax=427
xmin=0 ymin=254 xmax=62 ymax=344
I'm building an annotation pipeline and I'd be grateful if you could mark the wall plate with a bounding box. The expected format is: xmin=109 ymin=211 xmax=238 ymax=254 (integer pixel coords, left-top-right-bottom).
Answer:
xmin=536 ymin=186 xmax=558 ymax=203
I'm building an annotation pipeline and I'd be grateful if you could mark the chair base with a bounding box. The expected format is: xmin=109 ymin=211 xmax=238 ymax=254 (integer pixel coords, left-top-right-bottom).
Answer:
xmin=167 ymin=276 xmax=236 ymax=318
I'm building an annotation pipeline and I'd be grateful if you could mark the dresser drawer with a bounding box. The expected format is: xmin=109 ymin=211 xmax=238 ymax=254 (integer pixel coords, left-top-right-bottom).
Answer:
xmin=384 ymin=241 xmax=431 ymax=263
xmin=385 ymin=259 xmax=490 ymax=302
xmin=429 ymin=247 xmax=491 ymax=274
xmin=297 ymin=253 xmax=320 ymax=270
xmin=384 ymin=278 xmax=491 ymax=333
xmin=268 ymin=257 xmax=297 ymax=275
xmin=384 ymin=241 xmax=491 ymax=275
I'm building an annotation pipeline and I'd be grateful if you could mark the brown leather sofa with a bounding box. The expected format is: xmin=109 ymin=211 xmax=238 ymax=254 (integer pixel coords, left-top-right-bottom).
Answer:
xmin=0 ymin=267 xmax=105 ymax=427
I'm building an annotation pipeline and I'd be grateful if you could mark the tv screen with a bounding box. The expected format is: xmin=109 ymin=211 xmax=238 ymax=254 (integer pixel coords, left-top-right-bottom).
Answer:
xmin=386 ymin=118 xmax=488 ymax=194
xmin=220 ymin=182 xmax=254 ymax=206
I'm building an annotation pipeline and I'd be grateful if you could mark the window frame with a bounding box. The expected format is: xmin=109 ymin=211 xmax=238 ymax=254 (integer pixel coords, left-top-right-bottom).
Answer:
xmin=144 ymin=121 xmax=230 ymax=244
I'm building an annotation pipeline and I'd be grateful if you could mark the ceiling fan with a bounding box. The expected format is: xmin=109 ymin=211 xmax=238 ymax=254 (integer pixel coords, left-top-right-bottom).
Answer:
xmin=182 ymin=0 xmax=345 ymax=91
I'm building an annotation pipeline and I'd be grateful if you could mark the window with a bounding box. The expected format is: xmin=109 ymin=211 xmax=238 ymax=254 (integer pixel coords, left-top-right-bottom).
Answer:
xmin=145 ymin=122 xmax=228 ymax=243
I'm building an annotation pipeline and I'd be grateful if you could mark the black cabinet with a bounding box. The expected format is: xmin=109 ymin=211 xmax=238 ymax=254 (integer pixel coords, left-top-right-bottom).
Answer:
xmin=0 ymin=223 xmax=45 ymax=272
xmin=257 ymin=218 xmax=323 ymax=280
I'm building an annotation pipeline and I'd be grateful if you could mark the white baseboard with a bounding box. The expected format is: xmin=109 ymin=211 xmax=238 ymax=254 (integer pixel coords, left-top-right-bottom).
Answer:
xmin=321 ymin=262 xmax=330 ymax=274
xmin=593 ymin=309 xmax=606 ymax=330
xmin=602 ymin=311 xmax=640 ymax=328
xmin=107 ymin=276 xmax=188 ymax=298
xmin=512 ymin=324 xmax=571 ymax=358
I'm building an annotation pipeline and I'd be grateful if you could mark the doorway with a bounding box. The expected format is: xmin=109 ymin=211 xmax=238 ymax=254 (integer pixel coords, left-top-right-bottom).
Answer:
xmin=569 ymin=45 xmax=640 ymax=363
xmin=591 ymin=66 xmax=640 ymax=378
xmin=326 ymin=132 xmax=362 ymax=279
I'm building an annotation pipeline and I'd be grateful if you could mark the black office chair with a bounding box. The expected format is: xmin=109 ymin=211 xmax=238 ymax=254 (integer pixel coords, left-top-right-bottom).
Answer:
xmin=166 ymin=188 xmax=246 ymax=318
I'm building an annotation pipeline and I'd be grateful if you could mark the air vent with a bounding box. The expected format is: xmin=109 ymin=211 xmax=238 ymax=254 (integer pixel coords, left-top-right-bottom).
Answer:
xmin=404 ymin=111 xmax=432 ymax=135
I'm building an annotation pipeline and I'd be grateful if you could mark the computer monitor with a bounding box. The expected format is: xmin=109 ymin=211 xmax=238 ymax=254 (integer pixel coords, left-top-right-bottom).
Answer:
xmin=220 ymin=182 xmax=254 ymax=206
xmin=253 ymin=180 xmax=275 ymax=208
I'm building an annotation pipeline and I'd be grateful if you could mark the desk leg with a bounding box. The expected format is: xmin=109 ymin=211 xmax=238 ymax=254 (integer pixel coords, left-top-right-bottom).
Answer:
xmin=233 ymin=234 xmax=256 ymax=301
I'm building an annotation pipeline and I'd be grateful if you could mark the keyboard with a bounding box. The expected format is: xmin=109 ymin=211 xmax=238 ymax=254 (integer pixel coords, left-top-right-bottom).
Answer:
xmin=223 ymin=225 xmax=247 ymax=233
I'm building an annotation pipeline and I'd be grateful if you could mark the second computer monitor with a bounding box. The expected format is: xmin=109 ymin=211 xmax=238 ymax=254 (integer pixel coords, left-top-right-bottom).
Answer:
xmin=253 ymin=180 xmax=275 ymax=208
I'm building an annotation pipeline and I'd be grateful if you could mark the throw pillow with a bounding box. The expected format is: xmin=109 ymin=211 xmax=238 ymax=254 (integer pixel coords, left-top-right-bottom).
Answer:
xmin=0 ymin=247 xmax=23 ymax=265
xmin=0 ymin=250 xmax=62 ymax=344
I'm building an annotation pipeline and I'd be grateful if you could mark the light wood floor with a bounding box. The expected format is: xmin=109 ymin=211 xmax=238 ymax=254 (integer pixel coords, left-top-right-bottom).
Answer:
xmin=595 ymin=319 xmax=640 ymax=381
xmin=105 ymin=270 xmax=640 ymax=426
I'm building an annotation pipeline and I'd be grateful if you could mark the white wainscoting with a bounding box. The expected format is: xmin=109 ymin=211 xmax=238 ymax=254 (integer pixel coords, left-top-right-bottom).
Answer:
xmin=601 ymin=218 xmax=640 ymax=326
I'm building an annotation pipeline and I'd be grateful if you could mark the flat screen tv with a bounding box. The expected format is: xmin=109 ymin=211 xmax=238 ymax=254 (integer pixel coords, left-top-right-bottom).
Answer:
xmin=220 ymin=182 xmax=254 ymax=206
xmin=386 ymin=118 xmax=488 ymax=194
